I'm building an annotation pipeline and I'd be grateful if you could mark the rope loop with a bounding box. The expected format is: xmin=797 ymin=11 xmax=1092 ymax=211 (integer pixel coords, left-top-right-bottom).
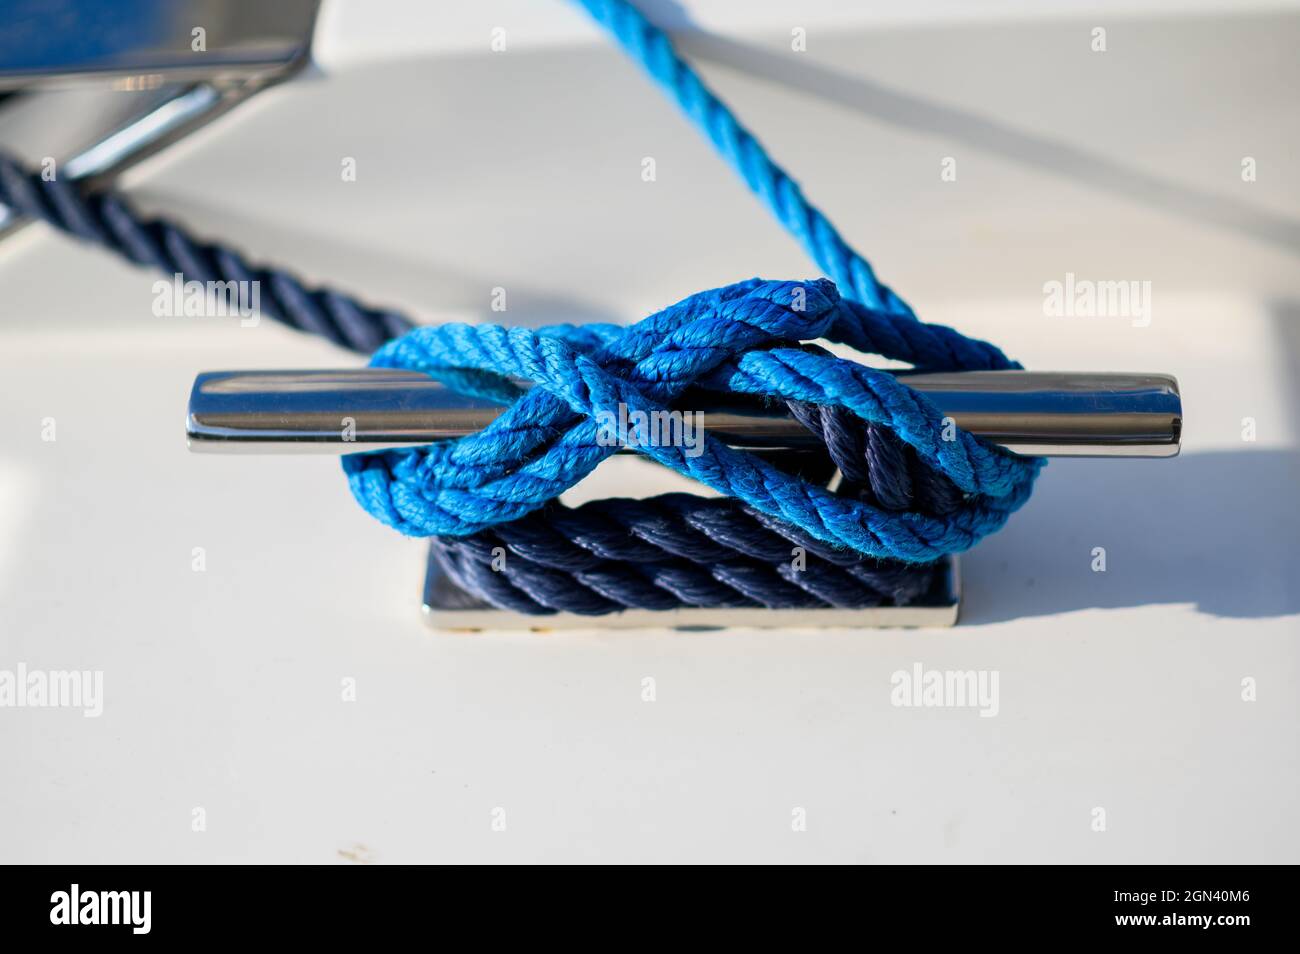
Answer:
xmin=344 ymin=278 xmax=1041 ymax=565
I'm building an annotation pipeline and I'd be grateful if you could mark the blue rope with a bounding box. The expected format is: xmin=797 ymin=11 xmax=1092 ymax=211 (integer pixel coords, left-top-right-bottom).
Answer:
xmin=573 ymin=0 xmax=1010 ymax=372
xmin=344 ymin=277 xmax=1039 ymax=565
xmin=0 ymin=0 xmax=1044 ymax=612
xmin=345 ymin=2 xmax=1041 ymax=579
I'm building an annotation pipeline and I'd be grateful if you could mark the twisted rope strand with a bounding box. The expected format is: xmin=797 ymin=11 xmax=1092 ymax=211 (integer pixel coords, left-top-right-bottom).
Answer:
xmin=0 ymin=154 xmax=409 ymax=353
xmin=575 ymin=0 xmax=1014 ymax=373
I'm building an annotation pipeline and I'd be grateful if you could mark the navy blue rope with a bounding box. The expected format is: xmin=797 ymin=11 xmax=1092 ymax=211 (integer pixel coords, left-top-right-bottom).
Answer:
xmin=431 ymin=494 xmax=943 ymax=616
xmin=0 ymin=155 xmax=410 ymax=353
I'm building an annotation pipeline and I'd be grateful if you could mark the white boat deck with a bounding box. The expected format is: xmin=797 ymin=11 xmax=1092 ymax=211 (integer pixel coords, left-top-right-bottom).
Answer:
xmin=1 ymin=0 xmax=1296 ymax=863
